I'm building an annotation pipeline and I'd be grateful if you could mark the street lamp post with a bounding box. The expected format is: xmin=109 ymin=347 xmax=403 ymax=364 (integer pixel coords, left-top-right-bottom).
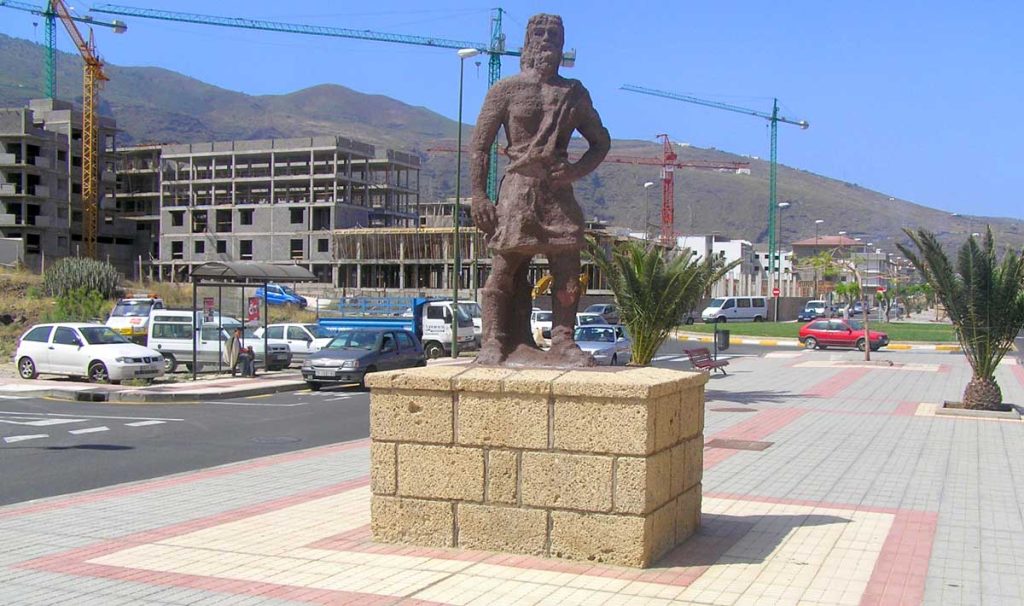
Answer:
xmin=813 ymin=219 xmax=824 ymax=297
xmin=642 ymin=182 xmax=655 ymax=240
xmin=451 ymin=48 xmax=480 ymax=359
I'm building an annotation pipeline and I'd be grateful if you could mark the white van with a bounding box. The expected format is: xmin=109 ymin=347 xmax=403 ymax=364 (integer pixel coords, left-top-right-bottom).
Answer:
xmin=147 ymin=311 xmax=292 ymax=372
xmin=701 ymin=296 xmax=769 ymax=323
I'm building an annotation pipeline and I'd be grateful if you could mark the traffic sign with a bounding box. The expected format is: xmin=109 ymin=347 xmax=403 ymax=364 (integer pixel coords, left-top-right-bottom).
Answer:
xmin=772 ymin=287 xmax=780 ymax=297
xmin=876 ymin=286 xmax=887 ymax=294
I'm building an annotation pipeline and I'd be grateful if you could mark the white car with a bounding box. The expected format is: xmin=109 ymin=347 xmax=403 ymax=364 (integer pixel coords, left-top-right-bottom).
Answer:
xmin=16 ymin=323 xmax=165 ymax=383
xmin=531 ymin=310 xmax=553 ymax=339
xmin=575 ymin=312 xmax=607 ymax=327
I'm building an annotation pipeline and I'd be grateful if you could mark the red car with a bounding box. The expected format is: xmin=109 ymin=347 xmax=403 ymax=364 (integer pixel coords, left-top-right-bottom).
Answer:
xmin=798 ymin=319 xmax=889 ymax=351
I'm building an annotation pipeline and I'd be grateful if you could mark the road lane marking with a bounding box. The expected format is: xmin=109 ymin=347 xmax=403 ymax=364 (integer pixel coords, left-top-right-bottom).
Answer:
xmin=0 ymin=418 xmax=87 ymax=427
xmin=0 ymin=411 xmax=184 ymax=422
xmin=125 ymin=420 xmax=165 ymax=427
xmin=69 ymin=426 xmax=109 ymax=435
xmin=3 ymin=434 xmax=48 ymax=443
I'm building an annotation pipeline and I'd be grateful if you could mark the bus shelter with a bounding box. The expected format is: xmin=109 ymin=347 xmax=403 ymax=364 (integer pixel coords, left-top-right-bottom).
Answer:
xmin=188 ymin=262 xmax=318 ymax=381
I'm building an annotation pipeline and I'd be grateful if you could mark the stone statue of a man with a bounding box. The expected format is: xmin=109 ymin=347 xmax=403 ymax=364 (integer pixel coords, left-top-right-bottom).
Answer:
xmin=470 ymin=13 xmax=611 ymax=367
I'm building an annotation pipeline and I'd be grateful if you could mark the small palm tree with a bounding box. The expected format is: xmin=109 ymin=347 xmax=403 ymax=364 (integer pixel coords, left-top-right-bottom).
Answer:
xmin=897 ymin=228 xmax=1024 ymax=409
xmin=587 ymin=239 xmax=737 ymax=366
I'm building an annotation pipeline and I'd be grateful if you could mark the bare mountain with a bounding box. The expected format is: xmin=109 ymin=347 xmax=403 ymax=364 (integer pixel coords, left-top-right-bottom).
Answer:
xmin=2 ymin=33 xmax=1019 ymax=252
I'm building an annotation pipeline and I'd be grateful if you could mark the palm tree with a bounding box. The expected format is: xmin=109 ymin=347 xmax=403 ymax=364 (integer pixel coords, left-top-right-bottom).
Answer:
xmin=897 ymin=228 xmax=1024 ymax=409
xmin=586 ymin=239 xmax=737 ymax=366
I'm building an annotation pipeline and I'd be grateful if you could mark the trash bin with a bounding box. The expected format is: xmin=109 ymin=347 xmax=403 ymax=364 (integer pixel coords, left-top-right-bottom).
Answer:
xmin=716 ymin=329 xmax=730 ymax=351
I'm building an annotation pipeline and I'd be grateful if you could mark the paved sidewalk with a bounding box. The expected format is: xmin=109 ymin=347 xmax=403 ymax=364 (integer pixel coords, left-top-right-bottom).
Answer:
xmin=2 ymin=349 xmax=1023 ymax=605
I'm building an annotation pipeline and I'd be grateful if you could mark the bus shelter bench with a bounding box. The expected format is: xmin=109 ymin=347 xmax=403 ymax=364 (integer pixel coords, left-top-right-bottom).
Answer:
xmin=685 ymin=347 xmax=729 ymax=375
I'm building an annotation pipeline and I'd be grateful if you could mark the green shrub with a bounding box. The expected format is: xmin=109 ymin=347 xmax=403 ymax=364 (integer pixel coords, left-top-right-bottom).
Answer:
xmin=43 ymin=288 xmax=111 ymax=323
xmin=42 ymin=257 xmax=121 ymax=299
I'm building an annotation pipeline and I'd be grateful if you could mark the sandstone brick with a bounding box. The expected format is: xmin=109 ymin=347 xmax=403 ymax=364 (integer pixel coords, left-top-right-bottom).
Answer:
xmin=675 ymin=483 xmax=702 ymax=544
xmin=614 ymin=450 xmax=672 ymax=514
xmin=366 ymin=364 xmax=467 ymax=391
xmin=486 ymin=449 xmax=518 ymax=504
xmin=671 ymin=435 xmax=704 ymax=497
xmin=370 ymin=390 xmax=453 ymax=444
xmin=679 ymin=386 xmax=703 ymax=440
xmin=457 ymin=504 xmax=547 ymax=555
xmin=553 ymin=398 xmax=655 ymax=455
xmin=654 ymin=393 xmax=681 ymax=451
xmin=370 ymin=441 xmax=396 ymax=495
xmin=454 ymin=366 xmax=517 ymax=392
xmin=553 ymin=368 xmax=682 ymax=399
xmin=521 ymin=452 xmax=613 ymax=512
xmin=457 ymin=393 xmax=548 ymax=449
xmin=371 ymin=495 xmax=454 ymax=548
xmin=648 ymin=499 xmax=677 ymax=564
xmin=549 ymin=511 xmax=649 ymax=567
xmin=502 ymin=369 xmax=567 ymax=395
xmin=397 ymin=444 xmax=484 ymax=501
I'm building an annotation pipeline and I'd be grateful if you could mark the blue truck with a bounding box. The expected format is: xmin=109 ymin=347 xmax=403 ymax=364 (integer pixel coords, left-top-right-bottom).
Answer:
xmin=318 ymin=297 xmax=475 ymax=359
xmin=254 ymin=283 xmax=308 ymax=308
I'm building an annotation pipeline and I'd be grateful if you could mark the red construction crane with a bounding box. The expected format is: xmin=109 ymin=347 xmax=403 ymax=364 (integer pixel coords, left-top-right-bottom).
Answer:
xmin=426 ymin=135 xmax=748 ymax=245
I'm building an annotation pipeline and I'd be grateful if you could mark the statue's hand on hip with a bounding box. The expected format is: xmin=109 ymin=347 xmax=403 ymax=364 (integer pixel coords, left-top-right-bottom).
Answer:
xmin=471 ymin=196 xmax=497 ymax=236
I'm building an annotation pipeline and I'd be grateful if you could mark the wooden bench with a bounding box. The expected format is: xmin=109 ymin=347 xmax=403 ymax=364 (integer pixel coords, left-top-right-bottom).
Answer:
xmin=685 ymin=347 xmax=729 ymax=375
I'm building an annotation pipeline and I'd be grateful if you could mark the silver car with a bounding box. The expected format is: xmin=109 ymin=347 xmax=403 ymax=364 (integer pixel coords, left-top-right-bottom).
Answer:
xmin=574 ymin=324 xmax=632 ymax=366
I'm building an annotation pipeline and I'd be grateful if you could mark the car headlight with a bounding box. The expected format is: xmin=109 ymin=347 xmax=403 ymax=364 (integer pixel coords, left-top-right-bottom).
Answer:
xmin=115 ymin=356 xmax=129 ymax=363
xmin=342 ymin=359 xmax=360 ymax=369
xmin=301 ymin=360 xmax=312 ymax=369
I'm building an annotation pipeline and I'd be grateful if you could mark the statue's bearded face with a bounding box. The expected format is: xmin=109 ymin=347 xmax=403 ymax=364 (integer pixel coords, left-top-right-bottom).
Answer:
xmin=522 ymin=16 xmax=563 ymax=72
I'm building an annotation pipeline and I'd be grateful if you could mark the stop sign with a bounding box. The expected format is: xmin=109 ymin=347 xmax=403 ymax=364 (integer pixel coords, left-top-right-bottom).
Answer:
xmin=772 ymin=287 xmax=780 ymax=297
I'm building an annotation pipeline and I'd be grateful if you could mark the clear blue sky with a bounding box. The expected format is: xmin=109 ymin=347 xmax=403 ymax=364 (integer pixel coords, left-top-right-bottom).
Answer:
xmin=2 ymin=0 xmax=1020 ymax=220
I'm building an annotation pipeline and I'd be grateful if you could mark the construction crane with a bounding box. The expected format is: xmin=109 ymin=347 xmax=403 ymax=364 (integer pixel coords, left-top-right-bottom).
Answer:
xmin=427 ymin=137 xmax=750 ymax=245
xmin=0 ymin=1 xmax=125 ymax=99
xmin=89 ymin=3 xmax=576 ymax=201
xmin=621 ymin=84 xmax=808 ymax=278
xmin=50 ymin=0 xmax=113 ymax=258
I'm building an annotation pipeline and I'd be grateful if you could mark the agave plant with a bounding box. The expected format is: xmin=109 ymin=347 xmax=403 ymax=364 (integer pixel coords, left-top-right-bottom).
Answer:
xmin=897 ymin=228 xmax=1024 ymax=409
xmin=587 ymin=239 xmax=737 ymax=366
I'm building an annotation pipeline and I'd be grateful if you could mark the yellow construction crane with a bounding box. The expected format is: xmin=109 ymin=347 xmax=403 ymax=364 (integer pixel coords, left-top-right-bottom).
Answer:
xmin=52 ymin=0 xmax=109 ymax=258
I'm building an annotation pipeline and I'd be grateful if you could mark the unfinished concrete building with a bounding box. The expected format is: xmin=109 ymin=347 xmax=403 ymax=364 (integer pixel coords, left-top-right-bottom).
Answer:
xmin=114 ymin=136 xmax=420 ymax=283
xmin=0 ymin=99 xmax=133 ymax=272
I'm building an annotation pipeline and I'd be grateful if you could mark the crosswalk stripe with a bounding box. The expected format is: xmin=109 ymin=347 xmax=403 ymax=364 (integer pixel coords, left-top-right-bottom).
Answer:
xmin=4 ymin=434 xmax=48 ymax=443
xmin=69 ymin=426 xmax=109 ymax=435
xmin=652 ymin=355 xmax=676 ymax=361
xmin=0 ymin=418 xmax=87 ymax=427
xmin=125 ymin=420 xmax=165 ymax=427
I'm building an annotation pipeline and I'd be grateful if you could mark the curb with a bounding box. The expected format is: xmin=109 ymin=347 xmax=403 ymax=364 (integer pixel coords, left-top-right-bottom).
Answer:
xmin=0 ymin=379 xmax=308 ymax=404
xmin=672 ymin=331 xmax=961 ymax=352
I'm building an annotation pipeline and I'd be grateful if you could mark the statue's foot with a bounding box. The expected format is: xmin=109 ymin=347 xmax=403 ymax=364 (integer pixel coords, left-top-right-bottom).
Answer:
xmin=474 ymin=340 xmax=507 ymax=366
xmin=503 ymin=343 xmax=549 ymax=367
xmin=546 ymin=338 xmax=597 ymax=368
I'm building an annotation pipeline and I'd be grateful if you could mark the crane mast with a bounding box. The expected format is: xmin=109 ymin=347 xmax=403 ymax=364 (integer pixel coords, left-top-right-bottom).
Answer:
xmin=621 ymin=84 xmax=808 ymax=279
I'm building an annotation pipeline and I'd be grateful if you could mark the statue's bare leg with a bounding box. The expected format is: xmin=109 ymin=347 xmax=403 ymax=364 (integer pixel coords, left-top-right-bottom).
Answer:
xmin=546 ymin=249 xmax=595 ymax=367
xmin=476 ymin=251 xmax=529 ymax=365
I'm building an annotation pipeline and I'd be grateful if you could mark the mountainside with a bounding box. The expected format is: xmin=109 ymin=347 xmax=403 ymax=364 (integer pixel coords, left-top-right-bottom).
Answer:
xmin=2 ymin=33 xmax=1020 ymax=252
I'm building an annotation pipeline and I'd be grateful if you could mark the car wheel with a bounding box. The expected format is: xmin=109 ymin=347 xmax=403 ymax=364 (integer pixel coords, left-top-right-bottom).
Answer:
xmin=804 ymin=337 xmax=818 ymax=350
xmin=870 ymin=344 xmax=881 ymax=351
xmin=684 ymin=317 xmax=694 ymax=325
xmin=162 ymin=353 xmax=177 ymax=373
xmin=856 ymin=338 xmax=867 ymax=352
xmin=17 ymin=356 xmax=37 ymax=380
xmin=359 ymin=366 xmax=377 ymax=390
xmin=716 ymin=316 xmax=727 ymax=323
xmin=753 ymin=315 xmax=763 ymax=322
xmin=611 ymin=354 xmax=618 ymax=366
xmin=308 ymin=381 xmax=321 ymax=392
xmin=423 ymin=342 xmax=445 ymax=359
xmin=88 ymin=361 xmax=110 ymax=384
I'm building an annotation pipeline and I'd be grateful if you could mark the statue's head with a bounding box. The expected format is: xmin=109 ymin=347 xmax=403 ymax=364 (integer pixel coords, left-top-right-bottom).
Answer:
xmin=520 ymin=14 xmax=564 ymax=75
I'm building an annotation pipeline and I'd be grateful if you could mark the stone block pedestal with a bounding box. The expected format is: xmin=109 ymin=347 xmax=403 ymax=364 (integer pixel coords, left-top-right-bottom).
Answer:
xmin=366 ymin=365 xmax=708 ymax=568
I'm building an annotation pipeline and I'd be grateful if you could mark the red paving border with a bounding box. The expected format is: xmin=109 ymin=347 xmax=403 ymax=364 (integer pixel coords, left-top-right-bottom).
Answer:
xmin=803 ymin=368 xmax=873 ymax=398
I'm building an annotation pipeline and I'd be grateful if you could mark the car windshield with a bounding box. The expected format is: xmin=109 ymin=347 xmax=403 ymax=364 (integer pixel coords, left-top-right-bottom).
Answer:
xmin=575 ymin=327 xmax=616 ymax=342
xmin=303 ymin=324 xmax=333 ymax=339
xmin=459 ymin=303 xmax=482 ymax=319
xmin=326 ymin=330 xmax=379 ymax=351
xmin=709 ymin=298 xmax=725 ymax=307
xmin=80 ymin=326 xmax=131 ymax=345
xmin=577 ymin=314 xmax=604 ymax=326
xmin=281 ymin=285 xmax=298 ymax=296
xmin=110 ymin=301 xmax=154 ymax=317
xmin=847 ymin=320 xmax=865 ymax=330
xmin=535 ymin=312 xmax=552 ymax=322
xmin=242 ymin=328 xmax=261 ymax=340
